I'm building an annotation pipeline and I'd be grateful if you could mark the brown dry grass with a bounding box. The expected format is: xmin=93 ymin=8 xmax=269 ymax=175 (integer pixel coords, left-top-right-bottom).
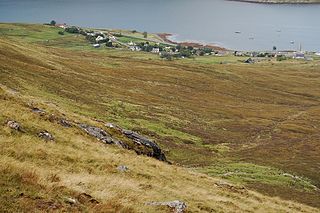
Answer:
xmin=1 ymin=23 xmax=320 ymax=210
xmin=0 ymin=87 xmax=318 ymax=212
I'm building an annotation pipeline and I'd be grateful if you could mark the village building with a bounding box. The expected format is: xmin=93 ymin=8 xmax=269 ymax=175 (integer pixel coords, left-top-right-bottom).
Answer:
xmin=151 ymin=48 xmax=160 ymax=54
xmin=294 ymin=52 xmax=305 ymax=59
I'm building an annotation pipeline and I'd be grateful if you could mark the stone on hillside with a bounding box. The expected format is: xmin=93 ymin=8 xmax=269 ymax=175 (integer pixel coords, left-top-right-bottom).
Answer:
xmin=244 ymin=58 xmax=254 ymax=64
xmin=105 ymin=123 xmax=115 ymax=128
xmin=146 ymin=200 xmax=187 ymax=213
xmin=38 ymin=131 xmax=54 ymax=141
xmin=64 ymin=197 xmax=77 ymax=205
xmin=79 ymin=124 xmax=115 ymax=144
xmin=77 ymin=193 xmax=99 ymax=204
xmin=6 ymin=120 xmax=21 ymax=131
xmin=122 ymin=129 xmax=167 ymax=162
xmin=32 ymin=107 xmax=46 ymax=115
xmin=59 ymin=119 xmax=72 ymax=127
xmin=117 ymin=165 xmax=129 ymax=172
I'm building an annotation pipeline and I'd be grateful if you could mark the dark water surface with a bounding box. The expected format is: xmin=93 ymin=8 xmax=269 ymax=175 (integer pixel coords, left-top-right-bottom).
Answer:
xmin=1 ymin=0 xmax=319 ymax=51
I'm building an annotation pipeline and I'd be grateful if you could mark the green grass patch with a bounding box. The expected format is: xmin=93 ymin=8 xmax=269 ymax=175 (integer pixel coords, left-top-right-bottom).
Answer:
xmin=198 ymin=162 xmax=317 ymax=191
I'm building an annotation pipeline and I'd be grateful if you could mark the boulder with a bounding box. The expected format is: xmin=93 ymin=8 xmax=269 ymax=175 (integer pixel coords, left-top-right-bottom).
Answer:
xmin=146 ymin=200 xmax=187 ymax=213
xmin=59 ymin=119 xmax=72 ymax=128
xmin=244 ymin=58 xmax=254 ymax=64
xmin=38 ymin=131 xmax=54 ymax=141
xmin=6 ymin=120 xmax=21 ymax=131
xmin=122 ymin=129 xmax=167 ymax=162
xmin=79 ymin=124 xmax=115 ymax=144
xmin=32 ymin=107 xmax=46 ymax=115
xmin=81 ymin=123 xmax=167 ymax=161
xmin=117 ymin=165 xmax=129 ymax=172
xmin=64 ymin=197 xmax=76 ymax=205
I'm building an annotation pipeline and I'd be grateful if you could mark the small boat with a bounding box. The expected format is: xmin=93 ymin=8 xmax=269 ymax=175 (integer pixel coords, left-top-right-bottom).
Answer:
xmin=290 ymin=41 xmax=294 ymax=44
xmin=249 ymin=37 xmax=254 ymax=40
xmin=235 ymin=31 xmax=241 ymax=34
xmin=276 ymin=30 xmax=281 ymax=33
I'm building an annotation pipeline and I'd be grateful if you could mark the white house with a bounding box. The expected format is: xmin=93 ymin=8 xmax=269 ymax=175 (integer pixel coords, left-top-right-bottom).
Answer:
xmin=56 ymin=24 xmax=67 ymax=29
xmin=129 ymin=46 xmax=141 ymax=51
xmin=128 ymin=41 xmax=136 ymax=46
xmin=151 ymin=48 xmax=160 ymax=54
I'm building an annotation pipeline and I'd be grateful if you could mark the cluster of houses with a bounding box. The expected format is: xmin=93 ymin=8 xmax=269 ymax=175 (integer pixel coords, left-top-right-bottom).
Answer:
xmin=234 ymin=50 xmax=317 ymax=61
xmin=56 ymin=23 xmax=319 ymax=61
xmin=57 ymin=24 xmax=116 ymax=48
xmin=56 ymin=23 xmax=221 ymax=59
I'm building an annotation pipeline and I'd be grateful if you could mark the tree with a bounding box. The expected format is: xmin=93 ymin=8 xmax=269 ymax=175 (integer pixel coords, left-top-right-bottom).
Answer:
xmin=273 ymin=46 xmax=277 ymax=51
xmin=50 ymin=20 xmax=56 ymax=26
xmin=143 ymin=31 xmax=148 ymax=38
xmin=65 ymin=26 xmax=80 ymax=34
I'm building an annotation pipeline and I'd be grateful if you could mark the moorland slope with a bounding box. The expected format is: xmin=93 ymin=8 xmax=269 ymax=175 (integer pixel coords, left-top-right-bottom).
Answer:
xmin=0 ymin=23 xmax=320 ymax=211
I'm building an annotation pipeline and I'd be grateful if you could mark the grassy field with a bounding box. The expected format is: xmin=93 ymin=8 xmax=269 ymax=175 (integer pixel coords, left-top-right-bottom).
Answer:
xmin=1 ymin=23 xmax=320 ymax=211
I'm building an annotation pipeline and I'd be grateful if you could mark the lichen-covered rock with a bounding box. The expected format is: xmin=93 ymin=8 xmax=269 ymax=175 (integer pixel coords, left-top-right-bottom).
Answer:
xmin=146 ymin=200 xmax=187 ymax=213
xmin=6 ymin=120 xmax=21 ymax=131
xmin=38 ymin=131 xmax=54 ymax=141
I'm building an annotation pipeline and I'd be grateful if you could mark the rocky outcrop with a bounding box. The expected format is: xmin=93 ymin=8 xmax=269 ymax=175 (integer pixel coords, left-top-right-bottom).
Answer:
xmin=32 ymin=107 xmax=46 ymax=115
xmin=59 ymin=119 xmax=72 ymax=128
xmin=28 ymin=105 xmax=167 ymax=162
xmin=146 ymin=200 xmax=187 ymax=213
xmin=38 ymin=131 xmax=54 ymax=141
xmin=80 ymin=123 xmax=167 ymax=162
xmin=117 ymin=165 xmax=129 ymax=172
xmin=6 ymin=120 xmax=22 ymax=131
xmin=79 ymin=124 xmax=114 ymax=144
xmin=79 ymin=124 xmax=128 ymax=148
xmin=121 ymin=129 xmax=167 ymax=162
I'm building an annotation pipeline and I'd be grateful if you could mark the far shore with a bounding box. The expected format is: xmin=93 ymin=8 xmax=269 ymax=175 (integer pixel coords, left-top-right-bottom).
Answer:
xmin=157 ymin=33 xmax=228 ymax=51
xmin=228 ymin=0 xmax=320 ymax=4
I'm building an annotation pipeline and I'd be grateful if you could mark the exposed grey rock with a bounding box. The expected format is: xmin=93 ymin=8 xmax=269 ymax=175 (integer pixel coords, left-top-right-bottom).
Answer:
xmin=32 ymin=107 xmax=46 ymax=114
xmin=64 ymin=197 xmax=77 ymax=205
xmin=146 ymin=200 xmax=187 ymax=213
xmin=105 ymin=123 xmax=115 ymax=128
xmin=38 ymin=131 xmax=54 ymax=141
xmin=59 ymin=119 xmax=72 ymax=127
xmin=244 ymin=58 xmax=254 ymax=64
xmin=114 ymin=140 xmax=129 ymax=149
xmin=122 ymin=129 xmax=167 ymax=162
xmin=79 ymin=124 xmax=115 ymax=144
xmin=6 ymin=120 xmax=21 ymax=131
xmin=117 ymin=165 xmax=129 ymax=172
xmin=80 ymin=123 xmax=166 ymax=161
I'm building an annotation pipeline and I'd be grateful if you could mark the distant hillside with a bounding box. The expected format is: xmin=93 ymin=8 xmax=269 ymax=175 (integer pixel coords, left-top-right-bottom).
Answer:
xmin=232 ymin=0 xmax=320 ymax=3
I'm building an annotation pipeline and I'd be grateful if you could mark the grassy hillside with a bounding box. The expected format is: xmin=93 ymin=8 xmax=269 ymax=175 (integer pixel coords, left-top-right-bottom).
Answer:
xmin=1 ymin=23 xmax=320 ymax=211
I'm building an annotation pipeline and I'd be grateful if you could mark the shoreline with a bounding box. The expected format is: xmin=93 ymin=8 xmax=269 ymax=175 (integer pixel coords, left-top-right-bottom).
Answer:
xmin=228 ymin=0 xmax=320 ymax=4
xmin=157 ymin=33 xmax=228 ymax=51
